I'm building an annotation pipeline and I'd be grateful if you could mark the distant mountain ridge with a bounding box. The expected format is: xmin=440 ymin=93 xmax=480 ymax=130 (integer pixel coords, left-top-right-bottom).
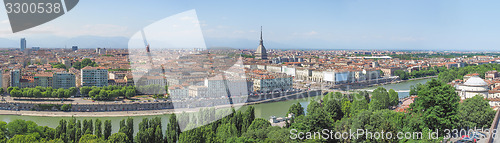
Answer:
xmin=0 ymin=36 xmax=129 ymax=49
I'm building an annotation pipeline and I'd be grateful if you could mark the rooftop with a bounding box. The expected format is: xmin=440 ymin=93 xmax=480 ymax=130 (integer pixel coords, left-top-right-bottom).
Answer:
xmin=463 ymin=76 xmax=488 ymax=86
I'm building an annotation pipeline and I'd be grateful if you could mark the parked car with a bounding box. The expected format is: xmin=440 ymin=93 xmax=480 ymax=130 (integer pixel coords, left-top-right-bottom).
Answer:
xmin=456 ymin=139 xmax=475 ymax=143
xmin=459 ymin=135 xmax=476 ymax=143
xmin=469 ymin=132 xmax=486 ymax=141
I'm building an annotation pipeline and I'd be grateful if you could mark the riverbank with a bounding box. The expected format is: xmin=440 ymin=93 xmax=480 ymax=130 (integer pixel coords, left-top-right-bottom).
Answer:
xmin=0 ymin=102 xmax=239 ymax=117
xmin=0 ymin=75 xmax=434 ymax=117
xmin=356 ymin=78 xmax=433 ymax=99
xmin=0 ymin=90 xmax=323 ymax=117
xmin=359 ymin=75 xmax=437 ymax=89
xmin=0 ymin=76 xmax=435 ymax=117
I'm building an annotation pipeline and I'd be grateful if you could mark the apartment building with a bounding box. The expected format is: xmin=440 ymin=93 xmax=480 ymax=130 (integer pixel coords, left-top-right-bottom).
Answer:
xmin=81 ymin=66 xmax=108 ymax=87
xmin=34 ymin=73 xmax=53 ymax=87
xmin=247 ymin=70 xmax=292 ymax=92
xmin=10 ymin=70 xmax=20 ymax=87
xmin=53 ymin=72 xmax=76 ymax=89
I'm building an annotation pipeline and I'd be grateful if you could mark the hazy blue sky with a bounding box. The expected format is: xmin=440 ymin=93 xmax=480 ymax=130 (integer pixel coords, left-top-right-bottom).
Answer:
xmin=1 ymin=0 xmax=500 ymax=51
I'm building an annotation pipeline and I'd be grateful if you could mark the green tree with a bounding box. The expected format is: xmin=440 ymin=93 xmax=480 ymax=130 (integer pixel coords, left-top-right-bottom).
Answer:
xmin=242 ymin=106 xmax=255 ymax=133
xmin=304 ymin=99 xmax=333 ymax=132
xmin=76 ymin=120 xmax=82 ymax=142
xmin=264 ymin=127 xmax=296 ymax=143
xmin=178 ymin=128 xmax=203 ymax=143
xmin=359 ymin=90 xmax=370 ymax=103
xmin=9 ymin=89 xmax=22 ymax=97
xmin=73 ymin=58 xmax=98 ymax=70
xmin=0 ymin=121 xmax=7 ymax=142
xmin=369 ymin=87 xmax=390 ymax=110
xmin=350 ymin=93 xmax=369 ymax=116
xmin=80 ymin=87 xmax=92 ymax=95
xmin=458 ymin=95 xmax=495 ymax=128
xmin=247 ymin=118 xmax=271 ymax=131
xmin=215 ymin=123 xmax=238 ymax=143
xmin=154 ymin=125 xmax=163 ymax=143
xmin=340 ymin=97 xmax=352 ymax=118
xmin=55 ymin=119 xmax=67 ymax=142
xmin=287 ymin=102 xmax=304 ymax=117
xmin=104 ymin=120 xmax=112 ymax=140
xmin=7 ymin=134 xmax=38 ymax=143
xmin=6 ymin=119 xmax=40 ymax=138
xmin=7 ymin=87 xmax=14 ymax=94
xmin=57 ymin=88 xmax=66 ymax=98
xmin=368 ymin=109 xmax=405 ymax=143
xmin=125 ymin=118 xmax=133 ymax=143
xmin=67 ymin=118 xmax=76 ymax=143
xmin=69 ymin=87 xmax=77 ymax=96
xmin=85 ymin=119 xmax=93 ymax=135
xmin=125 ymin=89 xmax=135 ymax=98
xmin=82 ymin=120 xmax=88 ymax=135
xmin=394 ymin=70 xmax=409 ymax=80
xmin=409 ymin=79 xmax=460 ymax=133
xmin=107 ymin=132 xmax=128 ymax=143
xmin=61 ymin=104 xmax=71 ymax=111
xmin=241 ymin=118 xmax=271 ymax=141
xmin=350 ymin=110 xmax=372 ymax=142
xmin=388 ymin=89 xmax=399 ymax=107
xmin=79 ymin=134 xmax=104 ymax=143
xmin=94 ymin=119 xmax=102 ymax=138
xmin=323 ymin=92 xmax=343 ymax=121
xmin=165 ymin=114 xmax=180 ymax=143
xmin=52 ymin=63 xmax=67 ymax=69
xmin=136 ymin=118 xmax=152 ymax=143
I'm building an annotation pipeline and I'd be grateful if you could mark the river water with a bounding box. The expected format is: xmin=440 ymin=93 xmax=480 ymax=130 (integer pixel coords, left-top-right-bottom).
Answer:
xmin=359 ymin=78 xmax=432 ymax=98
xmin=0 ymin=78 xmax=432 ymax=134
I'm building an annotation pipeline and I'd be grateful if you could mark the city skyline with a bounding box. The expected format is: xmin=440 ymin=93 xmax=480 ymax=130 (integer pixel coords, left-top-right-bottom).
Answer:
xmin=1 ymin=1 xmax=500 ymax=51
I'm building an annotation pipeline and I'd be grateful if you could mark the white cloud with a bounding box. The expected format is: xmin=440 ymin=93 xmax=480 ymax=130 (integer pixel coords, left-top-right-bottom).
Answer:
xmin=233 ymin=30 xmax=245 ymax=34
xmin=305 ymin=31 xmax=318 ymax=36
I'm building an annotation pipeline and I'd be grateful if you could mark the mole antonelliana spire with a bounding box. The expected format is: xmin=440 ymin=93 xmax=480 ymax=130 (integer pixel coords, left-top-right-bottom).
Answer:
xmin=255 ymin=26 xmax=267 ymax=60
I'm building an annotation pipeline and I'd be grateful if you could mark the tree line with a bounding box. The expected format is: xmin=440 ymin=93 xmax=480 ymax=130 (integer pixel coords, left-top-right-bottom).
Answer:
xmin=394 ymin=63 xmax=500 ymax=82
xmin=3 ymin=84 xmax=167 ymax=101
xmin=0 ymin=76 xmax=496 ymax=142
xmin=285 ymin=79 xmax=494 ymax=142
xmin=72 ymin=58 xmax=98 ymax=70
xmin=389 ymin=53 xmax=491 ymax=60
xmin=438 ymin=63 xmax=500 ymax=83
xmin=80 ymin=86 xmax=137 ymax=100
xmin=393 ymin=66 xmax=446 ymax=80
xmin=7 ymin=86 xmax=77 ymax=99
xmin=0 ymin=115 xmax=182 ymax=143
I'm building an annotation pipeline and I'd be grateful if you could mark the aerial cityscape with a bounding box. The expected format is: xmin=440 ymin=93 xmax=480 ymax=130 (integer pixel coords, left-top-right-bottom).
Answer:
xmin=1 ymin=0 xmax=500 ymax=143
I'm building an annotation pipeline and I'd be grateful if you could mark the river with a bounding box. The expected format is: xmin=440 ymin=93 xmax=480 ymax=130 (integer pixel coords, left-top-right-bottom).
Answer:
xmin=0 ymin=78 xmax=432 ymax=134
xmin=358 ymin=78 xmax=432 ymax=98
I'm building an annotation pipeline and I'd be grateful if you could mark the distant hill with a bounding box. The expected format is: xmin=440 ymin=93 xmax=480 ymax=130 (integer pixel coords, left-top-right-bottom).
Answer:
xmin=62 ymin=36 xmax=129 ymax=49
xmin=0 ymin=35 xmax=129 ymax=49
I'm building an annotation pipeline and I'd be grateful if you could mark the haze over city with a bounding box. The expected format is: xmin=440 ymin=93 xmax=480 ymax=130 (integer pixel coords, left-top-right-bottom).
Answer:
xmin=1 ymin=0 xmax=500 ymax=51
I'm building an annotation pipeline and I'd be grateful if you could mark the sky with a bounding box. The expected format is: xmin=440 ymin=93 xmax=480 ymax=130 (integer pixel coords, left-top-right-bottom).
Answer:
xmin=1 ymin=0 xmax=500 ymax=51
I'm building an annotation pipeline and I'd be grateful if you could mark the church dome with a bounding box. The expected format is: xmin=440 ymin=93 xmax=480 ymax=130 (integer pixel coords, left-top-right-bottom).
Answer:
xmin=463 ymin=76 xmax=488 ymax=86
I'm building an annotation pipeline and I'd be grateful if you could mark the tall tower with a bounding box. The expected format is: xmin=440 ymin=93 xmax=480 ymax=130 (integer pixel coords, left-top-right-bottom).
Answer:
xmin=255 ymin=26 xmax=268 ymax=60
xmin=20 ymin=38 xmax=26 ymax=51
